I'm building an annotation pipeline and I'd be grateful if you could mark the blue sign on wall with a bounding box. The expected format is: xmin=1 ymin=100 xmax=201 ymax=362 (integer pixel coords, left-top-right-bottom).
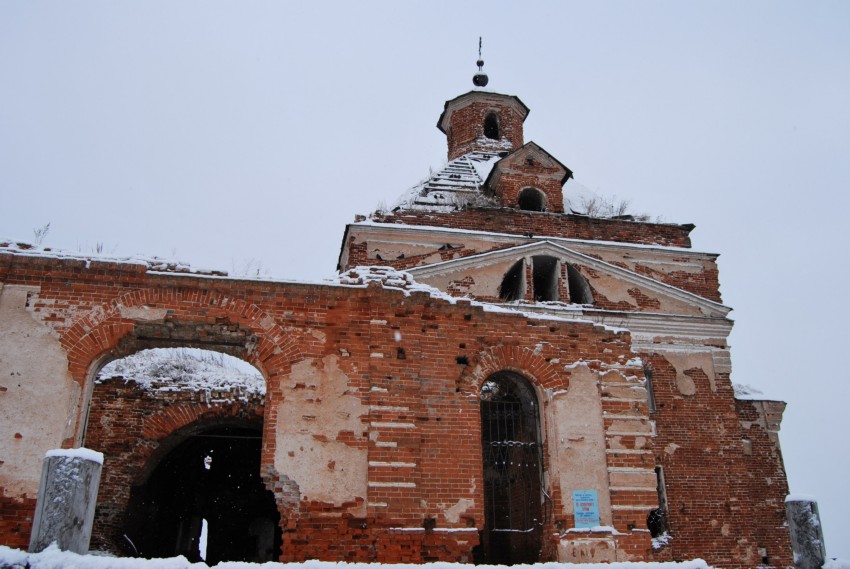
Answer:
xmin=572 ymin=490 xmax=600 ymax=528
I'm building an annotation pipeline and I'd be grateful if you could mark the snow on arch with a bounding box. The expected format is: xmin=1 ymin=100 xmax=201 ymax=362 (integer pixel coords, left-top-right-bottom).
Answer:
xmin=97 ymin=347 xmax=266 ymax=400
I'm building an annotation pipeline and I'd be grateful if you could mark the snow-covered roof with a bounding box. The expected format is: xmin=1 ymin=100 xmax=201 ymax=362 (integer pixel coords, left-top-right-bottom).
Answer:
xmin=392 ymin=151 xmax=501 ymax=212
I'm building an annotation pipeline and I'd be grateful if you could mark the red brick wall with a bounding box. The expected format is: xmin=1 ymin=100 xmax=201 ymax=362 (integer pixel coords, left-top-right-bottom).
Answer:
xmin=491 ymin=168 xmax=566 ymax=213
xmin=0 ymin=250 xmax=790 ymax=565
xmin=734 ymin=400 xmax=792 ymax=567
xmin=0 ymin=494 xmax=35 ymax=549
xmin=369 ymin=209 xmax=693 ymax=248
xmin=445 ymin=101 xmax=524 ymax=160
xmin=642 ymin=353 xmax=792 ymax=567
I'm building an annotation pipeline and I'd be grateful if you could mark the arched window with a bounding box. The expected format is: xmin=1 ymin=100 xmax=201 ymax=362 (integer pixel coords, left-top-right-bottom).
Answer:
xmin=480 ymin=371 xmax=544 ymax=564
xmin=518 ymin=188 xmax=546 ymax=212
xmin=566 ymin=264 xmax=593 ymax=305
xmin=484 ymin=112 xmax=500 ymax=140
xmin=498 ymin=259 xmax=524 ymax=301
xmin=532 ymin=256 xmax=558 ymax=302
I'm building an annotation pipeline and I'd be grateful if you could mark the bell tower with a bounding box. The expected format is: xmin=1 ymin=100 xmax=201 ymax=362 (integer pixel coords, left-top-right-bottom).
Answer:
xmin=437 ymin=47 xmax=530 ymax=160
xmin=438 ymin=91 xmax=529 ymax=160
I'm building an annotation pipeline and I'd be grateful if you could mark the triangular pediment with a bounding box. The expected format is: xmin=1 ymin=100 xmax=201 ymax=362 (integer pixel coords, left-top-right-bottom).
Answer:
xmin=485 ymin=142 xmax=573 ymax=186
xmin=407 ymin=240 xmax=731 ymax=318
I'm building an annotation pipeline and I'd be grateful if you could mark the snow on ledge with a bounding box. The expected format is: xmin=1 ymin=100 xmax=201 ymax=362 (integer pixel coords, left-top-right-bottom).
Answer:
xmin=0 ymin=544 xmax=716 ymax=569
xmin=732 ymin=383 xmax=781 ymax=402
xmin=785 ymin=493 xmax=819 ymax=503
xmin=331 ymin=267 xmax=628 ymax=333
xmin=0 ymin=238 xmax=226 ymax=276
xmin=45 ymin=447 xmax=104 ymax=465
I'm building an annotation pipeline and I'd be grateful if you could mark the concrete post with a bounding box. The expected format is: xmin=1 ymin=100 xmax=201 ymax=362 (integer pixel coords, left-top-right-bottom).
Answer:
xmin=785 ymin=496 xmax=826 ymax=569
xmin=29 ymin=448 xmax=104 ymax=554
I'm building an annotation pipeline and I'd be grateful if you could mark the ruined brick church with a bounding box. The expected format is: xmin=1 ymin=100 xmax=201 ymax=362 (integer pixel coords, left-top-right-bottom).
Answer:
xmin=0 ymin=70 xmax=793 ymax=567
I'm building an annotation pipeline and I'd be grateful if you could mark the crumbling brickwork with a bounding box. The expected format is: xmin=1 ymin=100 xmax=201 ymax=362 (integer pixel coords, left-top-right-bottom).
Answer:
xmin=367 ymin=209 xmax=694 ymax=248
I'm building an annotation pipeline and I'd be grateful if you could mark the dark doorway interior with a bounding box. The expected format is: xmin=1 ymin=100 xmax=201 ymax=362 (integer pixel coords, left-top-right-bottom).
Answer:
xmin=123 ymin=424 xmax=281 ymax=564
xmin=478 ymin=372 xmax=544 ymax=565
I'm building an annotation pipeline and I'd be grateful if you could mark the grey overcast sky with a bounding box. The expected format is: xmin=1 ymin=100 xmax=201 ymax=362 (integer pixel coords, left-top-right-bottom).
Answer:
xmin=2 ymin=1 xmax=849 ymax=558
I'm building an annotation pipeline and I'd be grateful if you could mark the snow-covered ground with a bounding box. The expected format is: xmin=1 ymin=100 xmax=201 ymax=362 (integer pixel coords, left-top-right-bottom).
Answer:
xmin=0 ymin=544 xmax=719 ymax=569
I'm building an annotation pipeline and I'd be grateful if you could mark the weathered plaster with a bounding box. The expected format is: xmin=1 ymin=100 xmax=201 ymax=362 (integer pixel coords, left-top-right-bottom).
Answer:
xmin=418 ymin=258 xmax=518 ymax=298
xmin=0 ymin=285 xmax=78 ymax=498
xmin=666 ymin=350 xmax=718 ymax=396
xmin=275 ymin=354 xmax=368 ymax=514
xmin=548 ymin=365 xmax=612 ymax=527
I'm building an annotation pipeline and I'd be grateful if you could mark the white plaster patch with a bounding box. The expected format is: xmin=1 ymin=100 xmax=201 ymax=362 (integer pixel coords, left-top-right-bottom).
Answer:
xmin=0 ymin=285 xmax=79 ymax=497
xmin=118 ymin=305 xmax=169 ymax=322
xmin=676 ymin=373 xmax=696 ymax=396
xmin=276 ymin=355 xmax=367 ymax=511
xmin=443 ymin=498 xmax=474 ymax=523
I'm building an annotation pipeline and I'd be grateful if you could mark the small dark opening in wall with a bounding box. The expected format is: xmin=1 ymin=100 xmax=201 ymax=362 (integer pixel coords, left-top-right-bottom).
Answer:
xmin=499 ymin=260 xmax=524 ymax=301
xmin=518 ymin=188 xmax=545 ymax=212
xmin=566 ymin=264 xmax=593 ymax=305
xmin=644 ymin=366 xmax=656 ymax=413
xmin=648 ymin=466 xmax=668 ymax=539
xmin=456 ymin=355 xmax=469 ymax=365
xmin=484 ymin=112 xmax=500 ymax=140
xmin=532 ymin=256 xmax=559 ymax=302
xmin=397 ymin=348 xmax=406 ymax=359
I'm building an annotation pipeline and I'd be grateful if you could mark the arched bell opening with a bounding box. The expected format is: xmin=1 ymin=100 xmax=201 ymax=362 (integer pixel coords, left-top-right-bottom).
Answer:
xmin=518 ymin=188 xmax=546 ymax=212
xmin=484 ymin=111 xmax=500 ymax=140
xmin=478 ymin=371 xmax=544 ymax=565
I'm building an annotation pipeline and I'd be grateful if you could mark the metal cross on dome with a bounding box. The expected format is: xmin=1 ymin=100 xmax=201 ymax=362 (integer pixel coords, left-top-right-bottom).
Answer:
xmin=473 ymin=37 xmax=489 ymax=87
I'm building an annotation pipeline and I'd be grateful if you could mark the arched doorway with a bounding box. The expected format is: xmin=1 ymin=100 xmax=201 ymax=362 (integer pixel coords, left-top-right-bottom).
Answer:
xmin=479 ymin=371 xmax=544 ymax=565
xmin=123 ymin=422 xmax=281 ymax=564
xmin=85 ymin=347 xmax=279 ymax=562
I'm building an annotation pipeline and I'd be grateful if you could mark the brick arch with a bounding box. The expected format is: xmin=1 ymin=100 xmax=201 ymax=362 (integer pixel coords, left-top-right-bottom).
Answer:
xmin=59 ymin=287 xmax=303 ymax=387
xmin=457 ymin=345 xmax=568 ymax=395
xmin=60 ymin=286 xmax=304 ymax=477
xmin=141 ymin=401 xmax=262 ymax=441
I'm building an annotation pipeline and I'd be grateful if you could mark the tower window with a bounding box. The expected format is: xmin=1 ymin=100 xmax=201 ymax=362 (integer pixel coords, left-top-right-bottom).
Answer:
xmin=484 ymin=112 xmax=500 ymax=140
xmin=518 ymin=188 xmax=546 ymax=212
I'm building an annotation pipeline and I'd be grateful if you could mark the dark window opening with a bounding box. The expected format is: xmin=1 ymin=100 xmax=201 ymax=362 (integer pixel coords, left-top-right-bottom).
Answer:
xmin=499 ymin=260 xmax=525 ymax=301
xmin=644 ymin=366 xmax=656 ymax=413
xmin=532 ymin=256 xmax=559 ymax=302
xmin=123 ymin=424 xmax=281 ymax=564
xmin=518 ymin=188 xmax=546 ymax=212
xmin=484 ymin=112 xmax=500 ymax=140
xmin=566 ymin=264 xmax=593 ymax=305
xmin=648 ymin=466 xmax=668 ymax=538
xmin=479 ymin=372 xmax=544 ymax=565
